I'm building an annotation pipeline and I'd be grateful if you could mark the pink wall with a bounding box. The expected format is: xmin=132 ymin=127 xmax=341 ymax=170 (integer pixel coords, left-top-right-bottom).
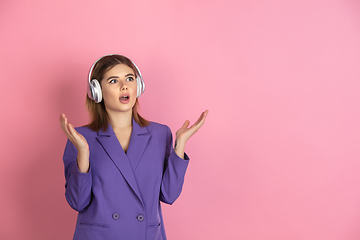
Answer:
xmin=1 ymin=0 xmax=360 ymax=239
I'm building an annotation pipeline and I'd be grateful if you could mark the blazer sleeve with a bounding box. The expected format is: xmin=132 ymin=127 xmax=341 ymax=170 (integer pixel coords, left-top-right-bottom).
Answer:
xmin=63 ymin=139 xmax=92 ymax=212
xmin=160 ymin=126 xmax=190 ymax=205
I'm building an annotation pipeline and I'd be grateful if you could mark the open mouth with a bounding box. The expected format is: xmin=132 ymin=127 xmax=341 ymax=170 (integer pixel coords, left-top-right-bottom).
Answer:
xmin=120 ymin=96 xmax=129 ymax=100
xmin=119 ymin=95 xmax=130 ymax=103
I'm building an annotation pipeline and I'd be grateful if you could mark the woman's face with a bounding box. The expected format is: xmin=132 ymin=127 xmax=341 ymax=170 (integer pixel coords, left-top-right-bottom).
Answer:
xmin=100 ymin=64 xmax=137 ymax=115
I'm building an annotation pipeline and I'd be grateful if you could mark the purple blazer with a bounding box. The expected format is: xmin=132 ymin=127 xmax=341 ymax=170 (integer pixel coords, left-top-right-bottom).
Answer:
xmin=63 ymin=119 xmax=189 ymax=240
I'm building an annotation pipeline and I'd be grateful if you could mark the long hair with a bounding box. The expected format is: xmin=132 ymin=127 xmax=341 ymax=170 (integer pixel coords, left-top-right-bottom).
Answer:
xmin=85 ymin=55 xmax=149 ymax=132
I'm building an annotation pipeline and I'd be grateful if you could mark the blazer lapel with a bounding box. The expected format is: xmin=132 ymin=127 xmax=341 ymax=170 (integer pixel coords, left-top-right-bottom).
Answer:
xmin=96 ymin=123 xmax=144 ymax=206
xmin=127 ymin=119 xmax=151 ymax=170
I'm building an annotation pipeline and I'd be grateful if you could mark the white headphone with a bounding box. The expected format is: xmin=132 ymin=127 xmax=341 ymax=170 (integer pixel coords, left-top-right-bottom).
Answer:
xmin=87 ymin=54 xmax=145 ymax=103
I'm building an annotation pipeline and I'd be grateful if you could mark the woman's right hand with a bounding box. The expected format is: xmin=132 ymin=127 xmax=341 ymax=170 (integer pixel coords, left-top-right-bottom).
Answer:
xmin=60 ymin=114 xmax=90 ymax=173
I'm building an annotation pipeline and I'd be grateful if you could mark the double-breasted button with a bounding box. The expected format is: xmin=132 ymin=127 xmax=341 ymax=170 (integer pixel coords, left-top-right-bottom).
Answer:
xmin=136 ymin=214 xmax=144 ymax=222
xmin=112 ymin=213 xmax=120 ymax=220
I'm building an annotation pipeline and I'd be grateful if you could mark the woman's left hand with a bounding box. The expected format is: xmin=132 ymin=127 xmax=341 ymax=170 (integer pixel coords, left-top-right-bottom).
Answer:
xmin=174 ymin=110 xmax=209 ymax=159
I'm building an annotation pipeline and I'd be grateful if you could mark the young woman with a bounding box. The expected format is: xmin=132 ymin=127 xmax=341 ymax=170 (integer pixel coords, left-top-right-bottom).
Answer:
xmin=60 ymin=54 xmax=208 ymax=240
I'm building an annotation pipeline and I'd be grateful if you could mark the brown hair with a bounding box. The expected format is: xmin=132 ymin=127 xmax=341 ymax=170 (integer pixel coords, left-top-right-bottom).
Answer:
xmin=85 ymin=55 xmax=149 ymax=132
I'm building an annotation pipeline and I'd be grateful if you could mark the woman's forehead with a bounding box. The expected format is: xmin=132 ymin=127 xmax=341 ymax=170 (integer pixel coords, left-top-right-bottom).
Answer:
xmin=104 ymin=64 xmax=134 ymax=76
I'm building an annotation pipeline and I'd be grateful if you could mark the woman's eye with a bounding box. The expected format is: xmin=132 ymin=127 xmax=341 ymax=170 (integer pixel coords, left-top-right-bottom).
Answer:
xmin=127 ymin=77 xmax=134 ymax=82
xmin=109 ymin=79 xmax=118 ymax=84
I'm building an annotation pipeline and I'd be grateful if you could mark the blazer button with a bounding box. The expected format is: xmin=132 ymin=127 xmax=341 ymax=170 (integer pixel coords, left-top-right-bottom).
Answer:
xmin=112 ymin=213 xmax=120 ymax=220
xmin=136 ymin=214 xmax=144 ymax=222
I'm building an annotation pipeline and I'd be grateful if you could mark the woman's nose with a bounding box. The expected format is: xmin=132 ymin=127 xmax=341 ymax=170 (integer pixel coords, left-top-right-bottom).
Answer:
xmin=120 ymin=82 xmax=128 ymax=90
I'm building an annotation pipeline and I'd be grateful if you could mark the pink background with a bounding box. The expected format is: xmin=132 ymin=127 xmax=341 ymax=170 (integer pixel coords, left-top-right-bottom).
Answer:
xmin=1 ymin=0 xmax=360 ymax=239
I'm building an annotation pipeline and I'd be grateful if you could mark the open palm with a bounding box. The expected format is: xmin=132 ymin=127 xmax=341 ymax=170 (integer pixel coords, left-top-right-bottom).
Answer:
xmin=176 ymin=110 xmax=208 ymax=142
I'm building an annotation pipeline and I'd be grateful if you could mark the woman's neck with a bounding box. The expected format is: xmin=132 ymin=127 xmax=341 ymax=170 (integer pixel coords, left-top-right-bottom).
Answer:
xmin=107 ymin=110 xmax=133 ymax=130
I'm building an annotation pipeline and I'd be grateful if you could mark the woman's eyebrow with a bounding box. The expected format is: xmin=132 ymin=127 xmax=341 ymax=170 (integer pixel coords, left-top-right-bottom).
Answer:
xmin=107 ymin=76 xmax=119 ymax=81
xmin=107 ymin=73 xmax=135 ymax=81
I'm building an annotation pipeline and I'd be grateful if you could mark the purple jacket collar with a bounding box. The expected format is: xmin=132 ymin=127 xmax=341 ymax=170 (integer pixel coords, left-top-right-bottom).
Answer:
xmin=95 ymin=119 xmax=151 ymax=206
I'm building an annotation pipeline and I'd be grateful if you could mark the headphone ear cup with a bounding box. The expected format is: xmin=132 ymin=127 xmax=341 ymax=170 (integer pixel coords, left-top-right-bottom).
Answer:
xmin=88 ymin=79 xmax=102 ymax=103
xmin=136 ymin=76 xmax=145 ymax=98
